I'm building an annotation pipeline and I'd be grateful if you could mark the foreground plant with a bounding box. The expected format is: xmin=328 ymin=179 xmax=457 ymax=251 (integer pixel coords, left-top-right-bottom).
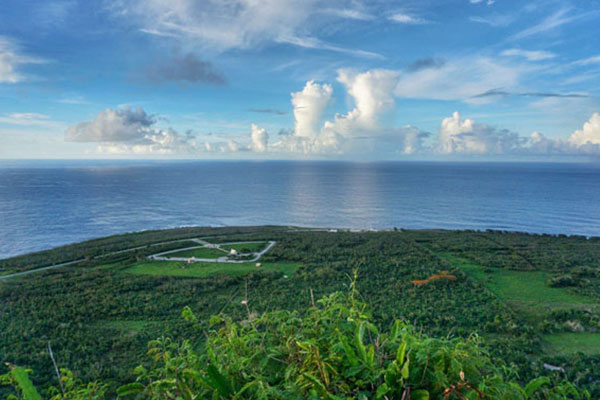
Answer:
xmin=2 ymin=279 xmax=589 ymax=399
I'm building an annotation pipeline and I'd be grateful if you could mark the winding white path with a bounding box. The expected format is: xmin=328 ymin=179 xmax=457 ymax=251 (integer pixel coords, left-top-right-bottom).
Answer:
xmin=0 ymin=239 xmax=276 ymax=280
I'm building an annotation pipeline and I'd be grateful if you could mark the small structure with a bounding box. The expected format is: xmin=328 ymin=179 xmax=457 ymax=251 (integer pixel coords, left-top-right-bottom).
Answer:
xmin=543 ymin=363 xmax=565 ymax=372
xmin=187 ymin=258 xmax=194 ymax=264
xmin=229 ymin=249 xmax=238 ymax=256
xmin=255 ymin=263 xmax=261 ymax=267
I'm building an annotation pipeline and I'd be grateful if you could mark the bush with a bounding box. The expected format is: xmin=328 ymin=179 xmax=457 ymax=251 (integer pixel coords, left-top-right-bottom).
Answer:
xmin=2 ymin=281 xmax=589 ymax=399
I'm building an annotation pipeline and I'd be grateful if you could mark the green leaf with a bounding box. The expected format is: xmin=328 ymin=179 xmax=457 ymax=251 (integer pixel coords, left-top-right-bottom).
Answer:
xmin=376 ymin=383 xmax=390 ymax=399
xmin=117 ymin=382 xmax=145 ymax=397
xmin=9 ymin=367 xmax=42 ymax=400
xmin=524 ymin=377 xmax=550 ymax=398
xmin=401 ymin=358 xmax=410 ymax=379
xmin=411 ymin=389 xmax=430 ymax=400
xmin=207 ymin=365 xmax=233 ymax=397
xmin=354 ymin=323 xmax=367 ymax=363
xmin=339 ymin=334 xmax=359 ymax=366
xmin=396 ymin=341 xmax=407 ymax=364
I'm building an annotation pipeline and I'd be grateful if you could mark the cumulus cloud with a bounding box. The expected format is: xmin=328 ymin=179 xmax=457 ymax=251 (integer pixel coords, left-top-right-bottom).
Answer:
xmin=291 ymin=80 xmax=333 ymax=139
xmin=146 ymin=53 xmax=226 ymax=85
xmin=110 ymin=0 xmax=378 ymax=57
xmin=323 ymin=69 xmax=399 ymax=136
xmin=433 ymin=112 xmax=600 ymax=157
xmin=568 ymin=112 xmax=600 ymax=148
xmin=274 ymin=69 xmax=429 ymax=155
xmin=65 ymin=107 xmax=197 ymax=154
xmin=249 ymin=124 xmax=269 ymax=152
xmin=0 ymin=36 xmax=46 ymax=83
xmin=436 ymin=111 xmax=523 ymax=154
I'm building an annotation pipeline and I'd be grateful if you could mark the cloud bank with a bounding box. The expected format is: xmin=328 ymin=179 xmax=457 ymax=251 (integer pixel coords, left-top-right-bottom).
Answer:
xmin=64 ymin=69 xmax=600 ymax=158
xmin=66 ymin=107 xmax=197 ymax=154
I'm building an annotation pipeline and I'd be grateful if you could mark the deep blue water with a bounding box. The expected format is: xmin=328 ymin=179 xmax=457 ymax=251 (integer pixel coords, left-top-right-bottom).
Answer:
xmin=0 ymin=160 xmax=599 ymax=259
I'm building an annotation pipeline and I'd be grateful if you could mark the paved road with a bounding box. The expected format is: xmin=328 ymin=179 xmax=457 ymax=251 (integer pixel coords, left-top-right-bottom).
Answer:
xmin=150 ymin=241 xmax=276 ymax=263
xmin=0 ymin=259 xmax=84 ymax=281
xmin=0 ymin=239 xmax=277 ymax=280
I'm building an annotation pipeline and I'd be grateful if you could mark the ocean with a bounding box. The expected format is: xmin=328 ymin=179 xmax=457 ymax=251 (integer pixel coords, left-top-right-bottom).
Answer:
xmin=0 ymin=160 xmax=599 ymax=259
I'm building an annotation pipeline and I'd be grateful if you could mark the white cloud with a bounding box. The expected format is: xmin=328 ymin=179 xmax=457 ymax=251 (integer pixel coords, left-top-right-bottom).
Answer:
xmin=275 ymin=69 xmax=428 ymax=155
xmin=0 ymin=113 xmax=50 ymax=126
xmin=509 ymin=8 xmax=588 ymax=41
xmin=470 ymin=14 xmax=514 ymax=27
xmin=568 ymin=112 xmax=600 ymax=147
xmin=436 ymin=111 xmax=523 ymax=154
xmin=395 ymin=57 xmax=523 ymax=102
xmin=249 ymin=124 xmax=269 ymax=152
xmin=291 ymin=80 xmax=333 ymax=139
xmin=501 ymin=48 xmax=555 ymax=61
xmin=572 ymin=55 xmax=600 ymax=66
xmin=524 ymin=115 xmax=600 ymax=156
xmin=323 ymin=69 xmax=399 ymax=136
xmin=318 ymin=8 xmax=373 ymax=21
xmin=0 ymin=36 xmax=46 ymax=83
xmin=110 ymin=0 xmax=379 ymax=57
xmin=388 ymin=13 xmax=428 ymax=24
xmin=66 ymin=107 xmax=197 ymax=154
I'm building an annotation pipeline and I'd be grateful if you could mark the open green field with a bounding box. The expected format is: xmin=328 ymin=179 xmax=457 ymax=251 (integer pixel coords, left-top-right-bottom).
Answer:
xmin=542 ymin=332 xmax=600 ymax=356
xmin=124 ymin=259 xmax=299 ymax=278
xmin=440 ymin=253 xmax=597 ymax=314
xmin=438 ymin=252 xmax=600 ymax=356
xmin=220 ymin=241 xmax=267 ymax=253
xmin=163 ymin=246 xmax=227 ymax=259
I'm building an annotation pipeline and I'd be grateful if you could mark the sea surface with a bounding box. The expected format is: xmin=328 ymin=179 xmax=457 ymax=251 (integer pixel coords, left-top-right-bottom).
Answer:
xmin=0 ymin=160 xmax=599 ymax=259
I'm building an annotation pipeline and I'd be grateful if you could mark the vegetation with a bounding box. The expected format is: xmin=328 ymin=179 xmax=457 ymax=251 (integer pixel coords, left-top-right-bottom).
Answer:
xmin=1 ymin=227 xmax=599 ymax=398
xmin=123 ymin=260 xmax=299 ymax=278
xmin=1 ymin=286 xmax=588 ymax=399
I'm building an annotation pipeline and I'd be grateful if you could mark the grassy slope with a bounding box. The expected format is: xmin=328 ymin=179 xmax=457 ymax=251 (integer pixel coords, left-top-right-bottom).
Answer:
xmin=438 ymin=252 xmax=600 ymax=354
xmin=542 ymin=332 xmax=600 ymax=355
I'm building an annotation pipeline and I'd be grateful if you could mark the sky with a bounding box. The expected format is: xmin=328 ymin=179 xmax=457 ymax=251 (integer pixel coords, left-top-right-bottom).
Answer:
xmin=1 ymin=0 xmax=600 ymax=160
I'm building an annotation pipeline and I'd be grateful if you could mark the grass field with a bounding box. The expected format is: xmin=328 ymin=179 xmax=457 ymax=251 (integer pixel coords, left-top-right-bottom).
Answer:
xmin=440 ymin=253 xmax=596 ymax=314
xmin=124 ymin=260 xmax=299 ymax=278
xmin=438 ymin=252 xmax=600 ymax=355
xmin=220 ymin=242 xmax=267 ymax=253
xmin=542 ymin=333 xmax=600 ymax=356
xmin=164 ymin=247 xmax=227 ymax=259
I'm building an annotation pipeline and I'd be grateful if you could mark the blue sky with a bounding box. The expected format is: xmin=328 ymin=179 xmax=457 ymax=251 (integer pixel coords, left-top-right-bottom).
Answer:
xmin=1 ymin=0 xmax=599 ymax=160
